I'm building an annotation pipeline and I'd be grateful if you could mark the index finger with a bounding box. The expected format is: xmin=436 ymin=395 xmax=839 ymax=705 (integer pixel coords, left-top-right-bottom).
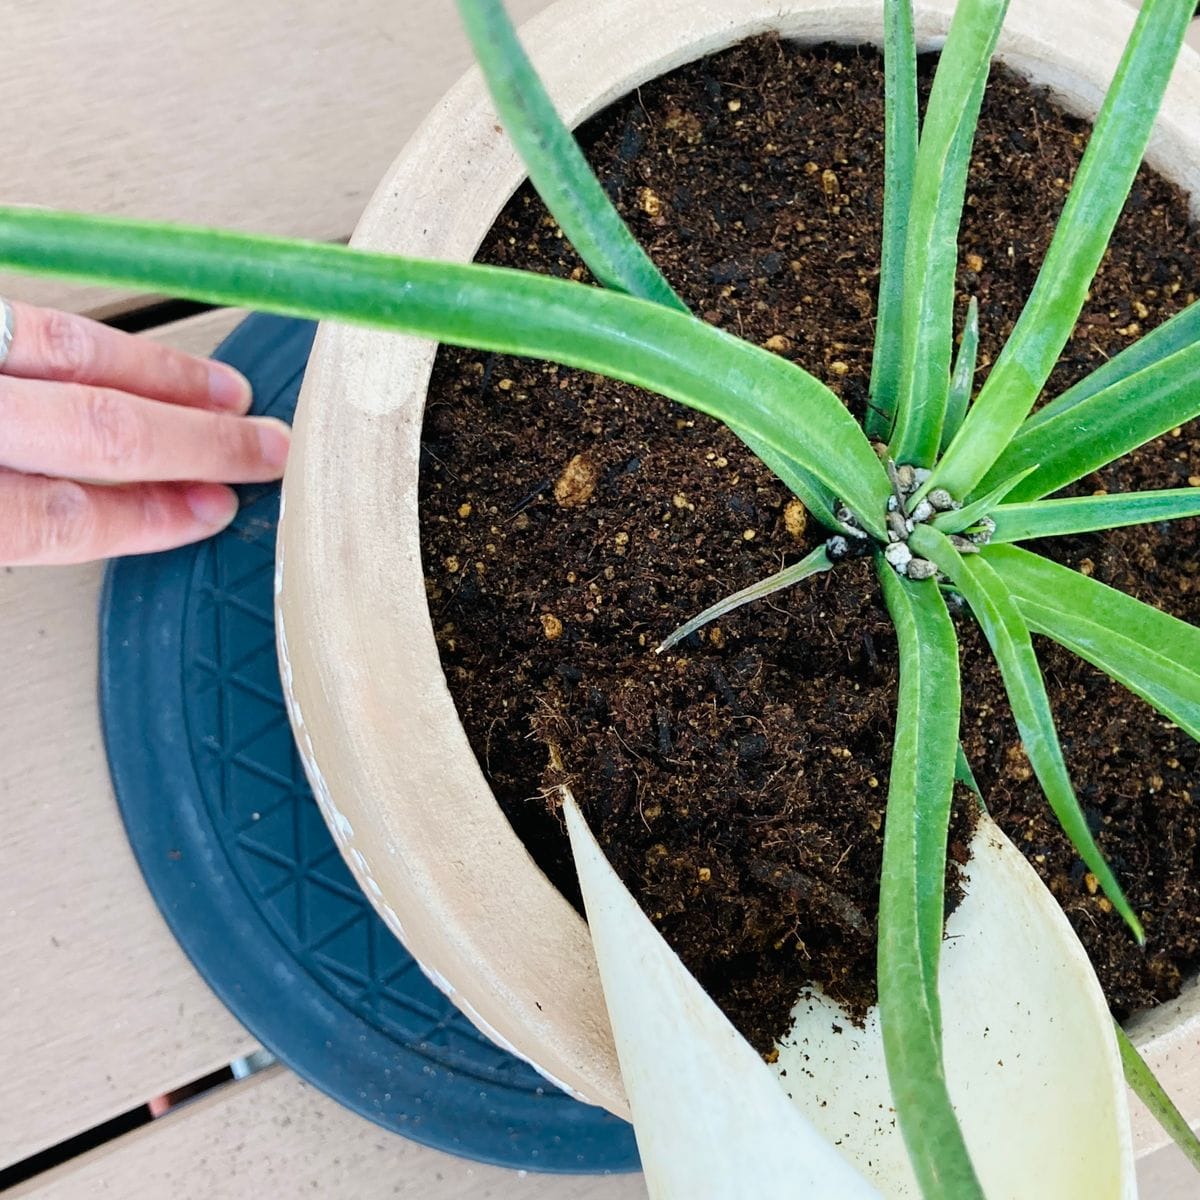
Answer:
xmin=2 ymin=301 xmax=252 ymax=414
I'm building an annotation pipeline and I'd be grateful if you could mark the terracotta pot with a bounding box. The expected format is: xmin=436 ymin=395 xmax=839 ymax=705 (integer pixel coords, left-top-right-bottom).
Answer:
xmin=276 ymin=0 xmax=1200 ymax=1152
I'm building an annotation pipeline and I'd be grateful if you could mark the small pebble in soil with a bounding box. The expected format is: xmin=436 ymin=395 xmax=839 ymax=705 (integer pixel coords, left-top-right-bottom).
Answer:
xmin=783 ymin=498 xmax=808 ymax=539
xmin=638 ymin=187 xmax=663 ymax=217
xmin=554 ymin=453 xmax=598 ymax=507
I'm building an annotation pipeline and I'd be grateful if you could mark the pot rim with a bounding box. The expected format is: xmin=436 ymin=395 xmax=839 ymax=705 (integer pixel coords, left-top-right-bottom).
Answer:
xmin=276 ymin=0 xmax=1200 ymax=1150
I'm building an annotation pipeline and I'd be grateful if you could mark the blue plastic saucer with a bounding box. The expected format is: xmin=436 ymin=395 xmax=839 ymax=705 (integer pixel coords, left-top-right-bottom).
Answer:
xmin=99 ymin=313 xmax=639 ymax=1174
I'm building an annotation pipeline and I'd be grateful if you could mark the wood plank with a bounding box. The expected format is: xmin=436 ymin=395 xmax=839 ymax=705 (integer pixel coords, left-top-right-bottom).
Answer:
xmin=6 ymin=1067 xmax=649 ymax=1200
xmin=0 ymin=559 xmax=262 ymax=1166
xmin=6 ymin=1061 xmax=1194 ymax=1199
xmin=144 ymin=308 xmax=248 ymax=358
xmin=0 ymin=310 xmax=259 ymax=1166
xmin=1138 ymin=1141 xmax=1200 ymax=1200
xmin=1 ymin=0 xmax=548 ymax=317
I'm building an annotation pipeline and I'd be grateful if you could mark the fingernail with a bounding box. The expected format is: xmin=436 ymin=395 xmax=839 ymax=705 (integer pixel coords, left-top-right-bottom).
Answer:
xmin=255 ymin=418 xmax=292 ymax=471
xmin=208 ymin=363 xmax=253 ymax=412
xmin=186 ymin=483 xmax=239 ymax=528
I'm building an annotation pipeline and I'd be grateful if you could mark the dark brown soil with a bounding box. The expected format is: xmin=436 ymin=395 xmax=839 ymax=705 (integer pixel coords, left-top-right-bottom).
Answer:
xmin=418 ymin=37 xmax=1200 ymax=1053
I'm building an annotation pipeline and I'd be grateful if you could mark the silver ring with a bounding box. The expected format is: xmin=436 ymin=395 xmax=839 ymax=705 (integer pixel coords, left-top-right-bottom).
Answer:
xmin=0 ymin=299 xmax=13 ymax=371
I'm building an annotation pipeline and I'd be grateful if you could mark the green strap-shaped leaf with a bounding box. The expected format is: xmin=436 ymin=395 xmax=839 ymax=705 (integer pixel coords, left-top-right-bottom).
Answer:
xmin=975 ymin=339 xmax=1200 ymax=503
xmin=877 ymin=563 xmax=983 ymax=1200
xmin=458 ymin=0 xmax=841 ymax=526
xmin=940 ymin=297 xmax=980 ymax=453
xmin=910 ymin=527 xmax=1144 ymax=941
xmin=985 ymin=543 xmax=1200 ymax=740
xmin=1022 ymin=297 xmax=1200 ymax=433
xmin=931 ymin=0 xmax=1196 ymax=500
xmin=955 ymin=741 xmax=985 ymax=803
xmin=657 ymin=545 xmax=832 ymax=653
xmin=991 ymin=490 xmax=1200 ymax=543
xmin=928 ymin=464 xmax=1037 ymax=535
xmin=456 ymin=0 xmax=685 ymax=311
xmin=0 ymin=207 xmax=892 ymax=535
xmin=866 ymin=0 xmax=919 ymax=441
xmin=888 ymin=0 xmax=1007 ymax=467
xmin=1116 ymin=1023 xmax=1200 ymax=1173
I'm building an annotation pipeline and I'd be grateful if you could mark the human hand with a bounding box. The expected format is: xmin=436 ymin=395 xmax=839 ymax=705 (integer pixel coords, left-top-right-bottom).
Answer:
xmin=0 ymin=299 xmax=291 ymax=566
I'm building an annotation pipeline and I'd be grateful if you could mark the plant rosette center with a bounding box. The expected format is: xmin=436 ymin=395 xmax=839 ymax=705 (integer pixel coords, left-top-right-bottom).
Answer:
xmin=826 ymin=456 xmax=994 ymax=580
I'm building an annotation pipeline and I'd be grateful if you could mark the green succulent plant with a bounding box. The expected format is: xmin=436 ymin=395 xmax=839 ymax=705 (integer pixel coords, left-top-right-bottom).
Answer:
xmin=0 ymin=0 xmax=1199 ymax=1193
